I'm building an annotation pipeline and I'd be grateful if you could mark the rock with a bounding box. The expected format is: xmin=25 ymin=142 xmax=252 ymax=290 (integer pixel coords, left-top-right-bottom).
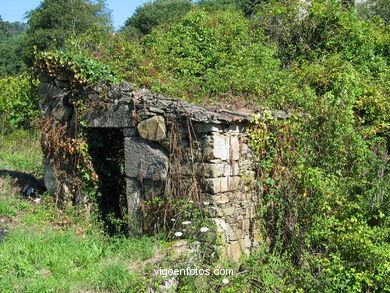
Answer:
xmin=86 ymin=104 xmax=134 ymax=128
xmin=51 ymin=97 xmax=73 ymax=122
xmin=205 ymin=178 xmax=222 ymax=194
xmin=214 ymin=218 xmax=230 ymax=233
xmin=54 ymin=79 xmax=70 ymax=89
xmin=39 ymin=101 xmax=51 ymax=118
xmin=213 ymin=194 xmax=229 ymax=204
xmin=228 ymin=176 xmax=240 ymax=191
xmin=123 ymin=127 xmax=136 ymax=137
xmin=126 ymin=178 xmax=143 ymax=235
xmin=39 ymin=82 xmax=64 ymax=99
xmin=137 ymin=116 xmax=166 ymax=141
xmin=195 ymin=123 xmax=224 ymax=133
xmin=203 ymin=163 xmax=225 ymax=178
xmin=117 ymin=81 xmax=136 ymax=92
xmin=43 ymin=159 xmax=60 ymax=196
xmin=124 ymin=137 xmax=168 ymax=181
xmin=222 ymin=241 xmax=243 ymax=262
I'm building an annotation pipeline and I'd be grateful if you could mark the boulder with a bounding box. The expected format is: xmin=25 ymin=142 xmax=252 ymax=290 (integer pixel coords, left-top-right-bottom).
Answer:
xmin=137 ymin=116 xmax=166 ymax=142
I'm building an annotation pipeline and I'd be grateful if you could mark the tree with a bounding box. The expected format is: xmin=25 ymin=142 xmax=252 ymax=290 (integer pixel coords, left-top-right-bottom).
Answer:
xmin=22 ymin=0 xmax=112 ymax=65
xmin=0 ymin=17 xmax=27 ymax=41
xmin=0 ymin=18 xmax=27 ymax=77
xmin=197 ymin=0 xmax=260 ymax=16
xmin=123 ymin=0 xmax=194 ymax=35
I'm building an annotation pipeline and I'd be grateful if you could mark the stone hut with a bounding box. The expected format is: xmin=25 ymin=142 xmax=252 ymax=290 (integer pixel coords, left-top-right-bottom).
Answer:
xmin=38 ymin=72 xmax=287 ymax=262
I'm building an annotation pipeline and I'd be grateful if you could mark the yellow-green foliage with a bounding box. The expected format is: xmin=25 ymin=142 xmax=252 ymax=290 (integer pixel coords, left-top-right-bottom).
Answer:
xmin=0 ymin=74 xmax=39 ymax=134
xmin=36 ymin=51 xmax=123 ymax=85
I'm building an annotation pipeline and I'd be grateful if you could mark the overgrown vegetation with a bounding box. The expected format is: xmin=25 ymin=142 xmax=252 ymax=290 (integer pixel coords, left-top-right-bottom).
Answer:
xmin=1 ymin=0 xmax=389 ymax=291
xmin=0 ymin=131 xmax=157 ymax=292
xmin=0 ymin=74 xmax=40 ymax=134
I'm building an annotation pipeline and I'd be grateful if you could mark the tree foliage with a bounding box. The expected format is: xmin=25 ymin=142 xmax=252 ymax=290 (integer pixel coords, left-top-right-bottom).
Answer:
xmin=0 ymin=17 xmax=27 ymax=41
xmin=22 ymin=0 xmax=112 ymax=65
xmin=123 ymin=0 xmax=194 ymax=36
xmin=198 ymin=0 xmax=260 ymax=15
xmin=0 ymin=18 xmax=27 ymax=77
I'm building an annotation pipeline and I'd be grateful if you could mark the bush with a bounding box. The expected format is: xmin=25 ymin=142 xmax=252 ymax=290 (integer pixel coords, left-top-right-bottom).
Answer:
xmin=0 ymin=74 xmax=40 ymax=134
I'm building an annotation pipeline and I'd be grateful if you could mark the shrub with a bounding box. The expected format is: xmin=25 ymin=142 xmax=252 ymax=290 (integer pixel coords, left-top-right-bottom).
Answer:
xmin=0 ymin=74 xmax=40 ymax=134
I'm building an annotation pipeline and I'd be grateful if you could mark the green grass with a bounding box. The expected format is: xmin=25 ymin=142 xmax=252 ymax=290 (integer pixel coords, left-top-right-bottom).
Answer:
xmin=0 ymin=174 xmax=158 ymax=293
xmin=0 ymin=130 xmax=160 ymax=292
xmin=0 ymin=129 xmax=43 ymax=176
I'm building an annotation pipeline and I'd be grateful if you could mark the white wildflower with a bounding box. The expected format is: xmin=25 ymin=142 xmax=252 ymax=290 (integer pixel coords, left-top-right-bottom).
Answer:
xmin=182 ymin=221 xmax=191 ymax=225
xmin=222 ymin=278 xmax=229 ymax=284
xmin=174 ymin=232 xmax=183 ymax=237
xmin=200 ymin=227 xmax=209 ymax=233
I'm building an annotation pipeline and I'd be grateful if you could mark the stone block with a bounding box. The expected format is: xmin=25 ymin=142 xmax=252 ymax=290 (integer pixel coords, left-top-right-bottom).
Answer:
xmin=231 ymin=163 xmax=239 ymax=176
xmin=204 ymin=134 xmax=229 ymax=160
xmin=203 ymin=163 xmax=224 ymax=178
xmin=224 ymin=163 xmax=239 ymax=176
xmin=205 ymin=178 xmax=221 ymax=194
xmin=227 ymin=125 xmax=244 ymax=133
xmin=87 ymin=104 xmax=134 ymax=128
xmin=213 ymin=134 xmax=229 ymax=160
xmin=137 ymin=116 xmax=166 ymax=141
xmin=229 ymin=135 xmax=240 ymax=161
xmin=223 ymin=165 xmax=231 ymax=176
xmin=219 ymin=177 xmax=229 ymax=192
xmin=143 ymin=180 xmax=163 ymax=201
xmin=124 ymin=136 xmax=168 ymax=181
xmin=203 ymin=134 xmax=240 ymax=161
xmin=228 ymin=176 xmax=240 ymax=191
xmin=126 ymin=178 xmax=143 ymax=234
xmin=195 ymin=123 xmax=224 ymax=133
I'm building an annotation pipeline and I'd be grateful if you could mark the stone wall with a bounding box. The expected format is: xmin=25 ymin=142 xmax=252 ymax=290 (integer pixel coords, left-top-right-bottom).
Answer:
xmin=38 ymin=72 xmax=288 ymax=261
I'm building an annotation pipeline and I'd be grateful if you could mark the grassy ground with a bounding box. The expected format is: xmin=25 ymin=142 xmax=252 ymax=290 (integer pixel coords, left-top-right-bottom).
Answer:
xmin=0 ymin=130 xmax=161 ymax=293
xmin=0 ymin=130 xmax=43 ymax=177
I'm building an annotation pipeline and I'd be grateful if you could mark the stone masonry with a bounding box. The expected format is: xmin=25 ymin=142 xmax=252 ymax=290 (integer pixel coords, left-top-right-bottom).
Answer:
xmin=38 ymin=72 xmax=288 ymax=262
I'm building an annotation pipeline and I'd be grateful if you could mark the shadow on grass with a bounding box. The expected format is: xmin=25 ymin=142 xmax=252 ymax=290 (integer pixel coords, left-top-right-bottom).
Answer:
xmin=0 ymin=169 xmax=46 ymax=195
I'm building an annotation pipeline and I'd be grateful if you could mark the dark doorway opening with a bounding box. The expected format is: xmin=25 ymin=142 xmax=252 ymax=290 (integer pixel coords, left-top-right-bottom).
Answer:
xmin=86 ymin=128 xmax=127 ymax=235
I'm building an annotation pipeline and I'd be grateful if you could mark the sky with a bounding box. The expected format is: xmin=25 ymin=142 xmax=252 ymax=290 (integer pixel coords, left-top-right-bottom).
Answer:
xmin=0 ymin=0 xmax=149 ymax=29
